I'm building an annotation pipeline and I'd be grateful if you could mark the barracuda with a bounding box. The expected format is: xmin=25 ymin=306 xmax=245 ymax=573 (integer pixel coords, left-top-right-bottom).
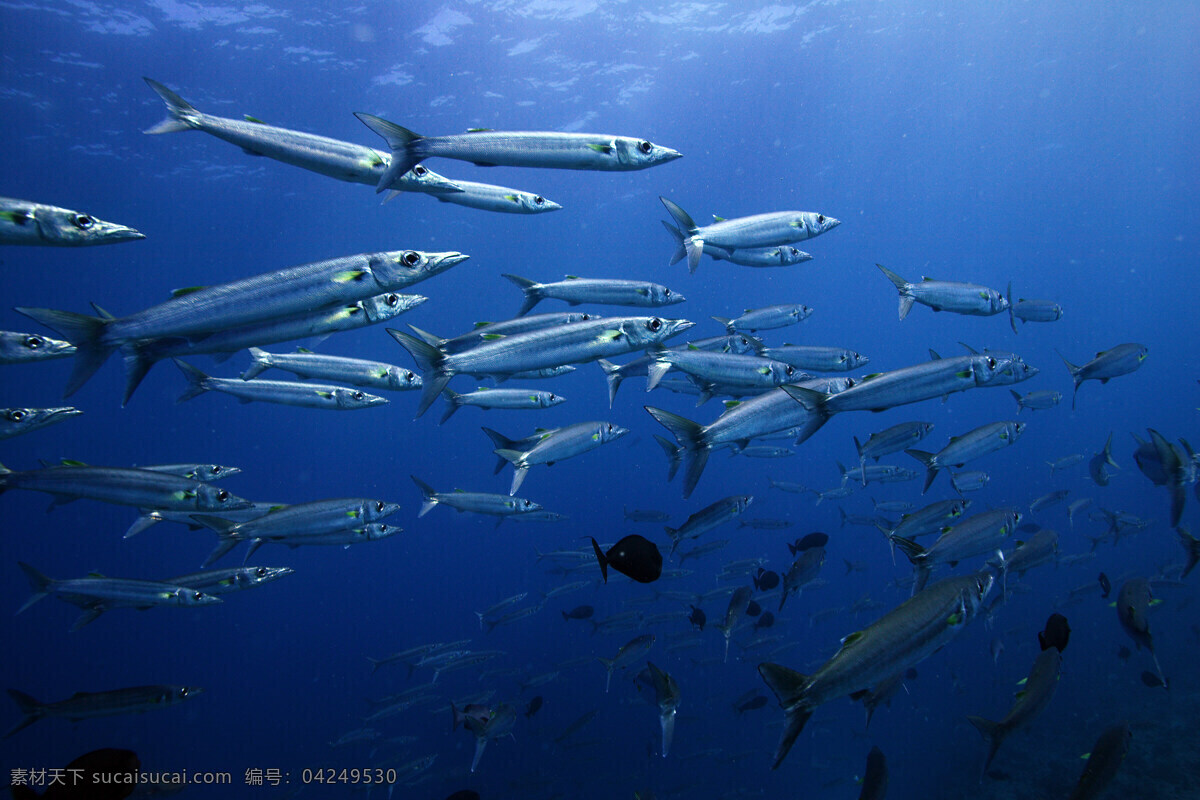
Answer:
xmin=0 ymin=197 xmax=144 ymax=247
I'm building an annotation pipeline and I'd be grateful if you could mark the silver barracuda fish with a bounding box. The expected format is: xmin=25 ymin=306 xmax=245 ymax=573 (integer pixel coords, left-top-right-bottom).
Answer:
xmin=665 ymin=495 xmax=753 ymax=555
xmin=0 ymin=331 xmax=75 ymax=364
xmin=492 ymin=421 xmax=629 ymax=495
xmin=907 ymin=421 xmax=1027 ymax=493
xmin=388 ymin=178 xmax=562 ymax=214
xmin=661 ymin=222 xmax=812 ymax=268
xmin=121 ymin=292 xmax=425 ymax=404
xmin=166 ymin=566 xmax=294 ymax=595
xmin=0 ymin=461 xmax=251 ymax=514
xmin=757 ymin=345 xmax=869 ymax=373
xmin=758 ymin=572 xmax=992 ymax=768
xmin=714 ymin=304 xmax=813 ymax=334
xmin=892 ymin=508 xmax=1021 ymax=592
xmin=390 ymin=315 xmax=693 ymax=418
xmin=641 ymin=662 xmax=680 ymax=757
xmin=645 ymin=347 xmax=802 ymax=394
xmin=175 ymin=360 xmax=388 ymax=411
xmin=598 ymin=333 xmax=761 ymax=406
xmin=144 ymin=78 xmax=461 ymax=195
xmin=440 ymin=387 xmax=565 ymax=424
xmin=355 ymin=113 xmax=682 ymax=191
xmin=5 ymin=685 xmax=202 ymax=737
xmin=18 ymin=249 xmax=466 ymax=397
xmin=17 ymin=563 xmax=223 ymax=632
xmin=1010 ymin=389 xmax=1062 ymax=412
xmin=0 ymin=197 xmax=144 ymax=247
xmin=966 ymin=647 xmax=1062 ymax=777
xmin=422 ymin=312 xmax=601 ymax=355
xmin=1058 ymin=343 xmax=1148 ymax=409
xmin=0 ymin=407 xmax=82 ymax=441
xmin=503 ymin=274 xmax=685 ymax=317
xmin=853 ymin=421 xmax=935 ymax=477
xmin=242 ymin=348 xmax=421 ymax=392
xmin=661 ymin=197 xmax=839 ymax=273
xmin=411 ymin=475 xmax=542 ymax=522
xmin=877 ymin=264 xmax=1009 ymax=320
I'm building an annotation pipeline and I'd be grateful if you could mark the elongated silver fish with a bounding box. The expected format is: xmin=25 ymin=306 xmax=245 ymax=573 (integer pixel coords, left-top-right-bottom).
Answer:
xmin=1010 ymin=389 xmax=1061 ymax=412
xmin=18 ymin=249 xmax=466 ymax=397
xmin=661 ymin=222 xmax=812 ymax=268
xmin=0 ymin=331 xmax=75 ymax=364
xmin=966 ymin=647 xmax=1062 ymax=777
xmin=493 ymin=421 xmax=629 ymax=495
xmin=5 ymin=685 xmax=202 ymax=737
xmin=391 ymin=178 xmax=562 ymax=214
xmin=175 ymin=360 xmax=387 ymax=411
xmin=143 ymin=78 xmax=460 ymax=195
xmin=440 ymin=387 xmax=564 ymax=424
xmin=714 ymin=304 xmax=812 ymax=333
xmin=907 ymin=421 xmax=1026 ymax=493
xmin=412 ymin=475 xmax=542 ymax=521
xmin=643 ymin=662 xmax=680 ymax=757
xmin=892 ymin=508 xmax=1021 ymax=592
xmin=877 ymin=264 xmax=1009 ymax=320
xmin=0 ymin=407 xmax=82 ymax=440
xmin=759 ymin=572 xmax=992 ymax=768
xmin=17 ymin=563 xmax=223 ymax=632
xmin=356 ymin=114 xmax=682 ymax=191
xmin=242 ymin=347 xmax=421 ymax=392
xmin=122 ymin=292 xmax=425 ymax=404
xmin=758 ymin=344 xmax=868 ymax=373
xmin=504 ymin=274 xmax=685 ymax=317
xmin=0 ymin=197 xmax=143 ymax=247
xmin=661 ymin=197 xmax=839 ymax=273
xmin=1058 ymin=343 xmax=1148 ymax=409
xmin=391 ymin=315 xmax=693 ymax=418
xmin=167 ymin=566 xmax=294 ymax=595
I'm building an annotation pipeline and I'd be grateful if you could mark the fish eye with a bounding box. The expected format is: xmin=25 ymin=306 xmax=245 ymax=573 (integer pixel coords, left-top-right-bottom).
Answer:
xmin=816 ymin=214 xmax=825 ymax=224
xmin=386 ymin=294 xmax=399 ymax=306
xmin=24 ymin=335 xmax=43 ymax=349
xmin=986 ymin=357 xmax=997 ymax=369
xmin=639 ymin=140 xmax=653 ymax=154
xmin=7 ymin=409 xmax=26 ymax=421
xmin=180 ymin=688 xmax=191 ymax=697
xmin=549 ymin=394 xmax=557 ymax=401
xmin=607 ymin=423 xmax=614 ymax=432
xmin=71 ymin=214 xmax=94 ymax=229
xmin=210 ymin=465 xmax=222 ymax=474
xmin=413 ymin=165 xmax=428 ymax=176
xmin=375 ymin=501 xmax=385 ymax=512
xmin=192 ymin=591 xmax=204 ymax=601
xmin=846 ymin=378 xmax=856 ymax=387
xmin=647 ymin=318 xmax=662 ymax=332
xmin=378 ymin=524 xmax=389 ymax=533
xmin=255 ymin=567 xmax=267 ymax=577
xmin=352 ymin=391 xmax=365 ymax=401
xmin=405 ymin=371 xmax=415 ymax=381
xmin=784 ymin=365 xmax=794 ymax=376
xmin=216 ymin=489 xmax=230 ymax=501
xmin=534 ymin=195 xmax=545 ymax=205
xmin=663 ymin=288 xmax=671 ymax=298
xmin=402 ymin=251 xmax=420 ymax=266
xmin=790 ymin=248 xmax=800 ymax=256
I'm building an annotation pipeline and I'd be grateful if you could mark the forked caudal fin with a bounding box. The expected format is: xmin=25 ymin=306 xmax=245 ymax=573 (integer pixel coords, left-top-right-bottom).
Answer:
xmin=501 ymin=274 xmax=543 ymax=317
xmin=905 ymin=448 xmax=940 ymax=493
xmin=15 ymin=307 xmax=113 ymax=398
xmin=659 ymin=197 xmax=704 ymax=273
xmin=966 ymin=715 xmax=1004 ymax=780
xmin=876 ymin=264 xmax=915 ymax=320
xmin=644 ymin=406 xmax=709 ymax=499
xmin=387 ymin=328 xmax=451 ymax=419
xmin=757 ymin=662 xmax=815 ymax=770
xmin=354 ymin=113 xmax=423 ymax=193
xmin=143 ymin=77 xmax=202 ymax=134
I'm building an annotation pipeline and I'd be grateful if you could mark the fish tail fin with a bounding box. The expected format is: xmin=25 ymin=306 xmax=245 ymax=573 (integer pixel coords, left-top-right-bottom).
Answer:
xmin=660 ymin=220 xmax=687 ymax=266
xmin=142 ymin=77 xmax=202 ymax=133
xmin=501 ymin=274 xmax=543 ymax=317
xmin=890 ymin=534 xmax=925 ymax=565
xmin=598 ymin=658 xmax=615 ymax=693
xmin=15 ymin=307 xmax=113 ymax=397
xmin=1056 ymin=350 xmax=1082 ymax=408
xmin=118 ymin=343 xmax=159 ymax=406
xmin=411 ymin=475 xmax=438 ymax=517
xmin=1006 ymin=282 xmax=1017 ymax=334
xmin=507 ymin=464 xmax=530 ymax=496
xmin=906 ymin=449 xmax=939 ymax=493
xmin=366 ymin=657 xmax=384 ymax=675
xmin=778 ymin=385 xmax=833 ymax=445
xmin=645 ymin=359 xmax=672 ymax=392
xmin=644 ymin=406 xmax=709 ymax=498
xmin=1179 ymin=528 xmax=1199 ymax=579
xmin=659 ymin=198 xmax=703 ymax=272
xmin=966 ymin=715 xmax=1003 ymax=780
xmin=482 ymin=427 xmax=518 ymax=475
xmin=241 ymin=347 xmax=272 ymax=380
xmin=654 ymin=435 xmax=682 ymax=483
xmin=590 ymin=537 xmax=609 ymax=583
xmin=172 ymin=358 xmax=211 ymax=403
xmin=4 ymin=690 xmax=46 ymax=738
xmin=438 ymin=389 xmax=461 ymax=425
xmin=1102 ymin=432 xmax=1119 ymax=467
xmin=387 ymin=329 xmax=450 ymax=419
xmin=200 ymin=534 xmax=240 ymax=568
xmin=353 ymin=113 xmax=422 ymax=192
xmin=597 ymin=359 xmax=623 ymax=408
xmin=711 ymin=315 xmax=734 ymax=334
xmin=16 ymin=562 xmax=52 ymax=614
xmin=757 ymin=662 xmax=814 ymax=769
xmin=876 ymin=264 xmax=914 ymax=320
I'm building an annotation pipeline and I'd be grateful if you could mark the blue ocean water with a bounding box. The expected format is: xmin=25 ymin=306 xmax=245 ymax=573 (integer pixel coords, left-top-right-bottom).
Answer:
xmin=2 ymin=2 xmax=1198 ymax=798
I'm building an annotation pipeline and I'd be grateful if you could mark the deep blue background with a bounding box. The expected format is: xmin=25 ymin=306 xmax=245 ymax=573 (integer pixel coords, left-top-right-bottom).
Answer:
xmin=2 ymin=2 xmax=1198 ymax=798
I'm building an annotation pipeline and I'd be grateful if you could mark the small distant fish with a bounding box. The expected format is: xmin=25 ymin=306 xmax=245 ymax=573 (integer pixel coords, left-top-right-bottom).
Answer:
xmin=951 ymin=471 xmax=990 ymax=493
xmin=1140 ymin=671 xmax=1166 ymax=689
xmin=687 ymin=605 xmax=706 ymax=631
xmin=753 ymin=569 xmax=780 ymax=591
xmin=788 ymin=532 xmax=829 ymax=554
xmin=562 ymin=605 xmax=594 ymax=621
xmin=1047 ymin=454 xmax=1085 ymax=475
xmin=1010 ymin=297 xmax=1063 ymax=326
xmin=1098 ymin=573 xmax=1112 ymax=599
xmin=1059 ymin=343 xmax=1148 ymax=409
xmin=1038 ymin=613 xmax=1071 ymax=653
xmin=1010 ymin=389 xmax=1062 ymax=413
xmin=592 ymin=535 xmax=663 ymax=584
xmin=734 ymin=694 xmax=768 ymax=714
xmin=1030 ymin=490 xmax=1070 ymax=513
xmin=624 ymin=507 xmax=670 ymax=523
xmin=876 ymin=264 xmax=1009 ymax=320
xmin=755 ymin=611 xmax=776 ymax=630
xmin=524 ymin=696 xmax=544 ymax=718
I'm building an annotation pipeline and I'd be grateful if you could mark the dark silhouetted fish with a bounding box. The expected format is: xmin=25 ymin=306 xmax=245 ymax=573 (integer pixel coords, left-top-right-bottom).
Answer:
xmin=524 ymin=696 xmax=543 ymax=718
xmin=10 ymin=748 xmax=140 ymax=799
xmin=753 ymin=568 xmax=780 ymax=591
xmin=1038 ymin=613 xmax=1071 ymax=653
xmin=688 ymin=605 xmax=706 ymax=631
xmin=789 ymin=532 xmax=829 ymax=554
xmin=1069 ymin=722 xmax=1131 ymax=800
xmin=857 ymin=745 xmax=888 ymax=800
xmin=1098 ymin=573 xmax=1111 ymax=598
xmin=745 ymin=600 xmax=762 ymax=617
xmin=592 ymin=535 xmax=662 ymax=583
xmin=755 ymin=611 xmax=776 ymax=630
xmin=1140 ymin=671 xmax=1166 ymax=689
xmin=562 ymin=605 xmax=594 ymax=621
xmin=967 ymin=648 xmax=1062 ymax=778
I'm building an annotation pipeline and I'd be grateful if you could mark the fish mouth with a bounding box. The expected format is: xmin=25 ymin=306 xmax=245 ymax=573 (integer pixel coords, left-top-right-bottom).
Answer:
xmin=659 ymin=148 xmax=684 ymax=162
xmin=430 ymin=251 xmax=471 ymax=269
xmin=98 ymin=224 xmax=147 ymax=243
xmin=542 ymin=199 xmax=564 ymax=211
xmin=44 ymin=406 xmax=84 ymax=421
